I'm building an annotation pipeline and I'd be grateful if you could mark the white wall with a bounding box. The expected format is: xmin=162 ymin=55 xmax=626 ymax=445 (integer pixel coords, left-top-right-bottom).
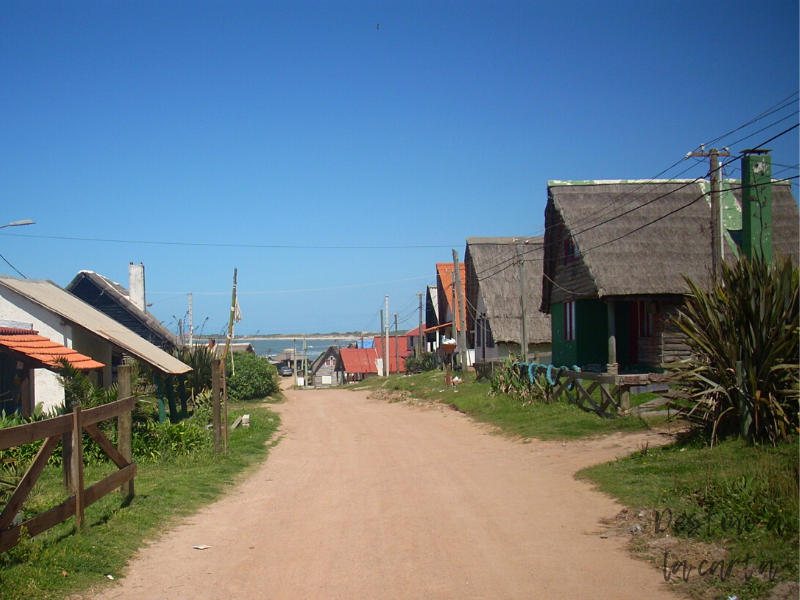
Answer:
xmin=0 ymin=287 xmax=74 ymax=413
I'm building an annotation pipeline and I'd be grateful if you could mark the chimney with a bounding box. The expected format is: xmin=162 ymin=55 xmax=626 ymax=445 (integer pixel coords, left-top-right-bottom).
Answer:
xmin=129 ymin=262 xmax=147 ymax=312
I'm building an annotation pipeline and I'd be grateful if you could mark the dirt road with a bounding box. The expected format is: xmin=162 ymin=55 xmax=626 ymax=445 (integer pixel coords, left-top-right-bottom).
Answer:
xmin=92 ymin=386 xmax=678 ymax=600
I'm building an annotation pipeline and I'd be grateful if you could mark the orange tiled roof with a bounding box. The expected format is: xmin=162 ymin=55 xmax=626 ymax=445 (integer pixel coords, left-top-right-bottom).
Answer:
xmin=0 ymin=332 xmax=105 ymax=371
xmin=436 ymin=262 xmax=467 ymax=331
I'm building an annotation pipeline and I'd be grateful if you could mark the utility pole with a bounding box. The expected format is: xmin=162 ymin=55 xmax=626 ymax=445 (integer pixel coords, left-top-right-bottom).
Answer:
xmin=188 ymin=293 xmax=193 ymax=347
xmin=393 ymin=313 xmax=399 ymax=375
xmin=451 ymin=250 xmax=468 ymax=374
xmin=384 ymin=296 xmax=390 ymax=376
xmin=690 ymin=148 xmax=731 ymax=279
xmin=516 ymin=240 xmax=528 ymax=361
xmin=303 ymin=337 xmax=308 ymax=387
xmin=417 ymin=292 xmax=424 ymax=357
xmin=293 ymin=338 xmax=297 ymax=386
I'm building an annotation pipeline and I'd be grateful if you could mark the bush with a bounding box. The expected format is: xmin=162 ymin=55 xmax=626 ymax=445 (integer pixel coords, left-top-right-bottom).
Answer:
xmin=132 ymin=419 xmax=211 ymax=461
xmin=405 ymin=352 xmax=437 ymax=374
xmin=226 ymin=352 xmax=279 ymax=401
xmin=670 ymin=254 xmax=799 ymax=445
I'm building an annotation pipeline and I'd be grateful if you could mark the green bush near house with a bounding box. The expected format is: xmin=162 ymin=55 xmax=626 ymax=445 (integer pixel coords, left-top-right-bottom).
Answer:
xmin=226 ymin=352 xmax=280 ymax=401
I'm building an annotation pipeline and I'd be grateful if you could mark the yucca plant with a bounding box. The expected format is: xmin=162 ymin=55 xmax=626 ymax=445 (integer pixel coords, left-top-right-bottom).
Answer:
xmin=670 ymin=254 xmax=799 ymax=445
xmin=173 ymin=344 xmax=215 ymax=400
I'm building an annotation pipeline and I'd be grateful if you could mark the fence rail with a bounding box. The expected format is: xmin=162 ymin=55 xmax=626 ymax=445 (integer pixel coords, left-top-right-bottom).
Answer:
xmin=0 ymin=394 xmax=136 ymax=553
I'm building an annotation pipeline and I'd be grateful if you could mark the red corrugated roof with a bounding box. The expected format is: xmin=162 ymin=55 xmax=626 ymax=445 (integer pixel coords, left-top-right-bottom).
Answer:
xmin=405 ymin=325 xmax=425 ymax=337
xmin=0 ymin=332 xmax=105 ymax=371
xmin=436 ymin=263 xmax=467 ymax=331
xmin=372 ymin=336 xmax=412 ymax=372
xmin=339 ymin=347 xmax=379 ymax=374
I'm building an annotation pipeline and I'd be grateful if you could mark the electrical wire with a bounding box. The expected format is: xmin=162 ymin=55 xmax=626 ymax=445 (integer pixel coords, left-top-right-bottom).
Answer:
xmin=0 ymin=232 xmax=459 ymax=251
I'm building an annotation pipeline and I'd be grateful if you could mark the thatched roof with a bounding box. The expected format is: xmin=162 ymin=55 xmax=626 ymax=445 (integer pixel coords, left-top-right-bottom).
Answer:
xmin=542 ymin=180 xmax=799 ymax=305
xmin=66 ymin=270 xmax=179 ymax=350
xmin=465 ymin=237 xmax=551 ymax=345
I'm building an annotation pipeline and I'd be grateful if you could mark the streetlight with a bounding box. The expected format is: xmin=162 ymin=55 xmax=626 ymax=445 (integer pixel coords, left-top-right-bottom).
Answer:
xmin=0 ymin=220 xmax=35 ymax=229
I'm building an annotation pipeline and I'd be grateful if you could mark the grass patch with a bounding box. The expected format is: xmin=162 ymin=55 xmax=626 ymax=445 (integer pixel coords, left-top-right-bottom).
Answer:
xmin=578 ymin=437 xmax=799 ymax=599
xmin=351 ymin=371 xmax=657 ymax=441
xmin=0 ymin=406 xmax=281 ymax=600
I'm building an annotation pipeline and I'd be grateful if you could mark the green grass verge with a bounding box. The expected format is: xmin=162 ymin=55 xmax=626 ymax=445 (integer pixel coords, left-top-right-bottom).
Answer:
xmin=352 ymin=370 xmax=658 ymax=440
xmin=0 ymin=405 xmax=281 ymax=600
xmin=578 ymin=438 xmax=799 ymax=599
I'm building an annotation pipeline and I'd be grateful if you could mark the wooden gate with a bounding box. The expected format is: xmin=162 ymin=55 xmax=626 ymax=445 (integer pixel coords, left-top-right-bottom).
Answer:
xmin=0 ymin=395 xmax=136 ymax=553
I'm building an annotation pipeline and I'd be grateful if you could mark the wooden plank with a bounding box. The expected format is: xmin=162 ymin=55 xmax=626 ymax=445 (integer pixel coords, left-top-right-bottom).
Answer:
xmin=0 ymin=464 xmax=137 ymax=554
xmin=84 ymin=424 xmax=129 ymax=470
xmin=575 ymin=380 xmax=606 ymax=415
xmin=0 ymin=435 xmax=60 ymax=531
xmin=82 ymin=396 xmax=135 ymax=428
xmin=117 ymin=364 xmax=134 ymax=498
xmin=72 ymin=406 xmax=84 ymax=532
xmin=598 ymin=384 xmax=619 ymax=414
xmin=0 ymin=414 xmax=72 ymax=451
xmin=84 ymin=464 xmax=137 ymax=507
xmin=0 ymin=496 xmax=76 ymax=554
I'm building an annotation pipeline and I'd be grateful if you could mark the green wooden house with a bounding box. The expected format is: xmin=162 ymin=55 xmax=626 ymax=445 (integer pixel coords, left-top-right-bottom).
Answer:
xmin=540 ymin=180 xmax=799 ymax=372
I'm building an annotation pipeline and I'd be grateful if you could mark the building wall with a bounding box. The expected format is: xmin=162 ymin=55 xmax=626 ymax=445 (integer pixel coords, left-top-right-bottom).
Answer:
xmin=0 ymin=287 xmax=73 ymax=412
xmin=576 ymin=298 xmax=608 ymax=367
xmin=72 ymin=324 xmax=113 ymax=388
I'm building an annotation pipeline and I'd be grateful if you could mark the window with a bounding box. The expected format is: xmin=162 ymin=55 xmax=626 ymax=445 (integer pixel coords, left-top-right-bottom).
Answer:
xmin=638 ymin=301 xmax=654 ymax=337
xmin=564 ymin=300 xmax=575 ymax=341
xmin=564 ymin=239 xmax=578 ymax=264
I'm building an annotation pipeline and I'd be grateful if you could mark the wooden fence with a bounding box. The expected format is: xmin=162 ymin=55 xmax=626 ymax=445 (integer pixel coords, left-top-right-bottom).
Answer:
xmin=475 ymin=360 xmax=671 ymax=418
xmin=0 ymin=394 xmax=136 ymax=553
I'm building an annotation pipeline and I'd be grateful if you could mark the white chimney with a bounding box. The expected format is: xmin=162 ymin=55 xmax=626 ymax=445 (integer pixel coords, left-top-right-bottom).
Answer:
xmin=129 ymin=262 xmax=146 ymax=312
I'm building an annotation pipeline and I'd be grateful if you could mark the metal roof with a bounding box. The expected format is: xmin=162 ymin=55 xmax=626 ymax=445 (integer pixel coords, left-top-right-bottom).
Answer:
xmin=339 ymin=347 xmax=379 ymax=374
xmin=0 ymin=276 xmax=190 ymax=375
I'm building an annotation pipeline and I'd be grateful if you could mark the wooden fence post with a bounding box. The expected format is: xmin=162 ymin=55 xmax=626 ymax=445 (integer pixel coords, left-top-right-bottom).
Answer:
xmin=117 ymin=364 xmax=134 ymax=499
xmin=177 ymin=376 xmax=189 ymax=418
xmin=165 ymin=376 xmax=178 ymax=423
xmin=71 ymin=404 xmax=85 ymax=532
xmin=62 ymin=431 xmax=73 ymax=492
xmin=211 ymin=360 xmax=222 ymax=454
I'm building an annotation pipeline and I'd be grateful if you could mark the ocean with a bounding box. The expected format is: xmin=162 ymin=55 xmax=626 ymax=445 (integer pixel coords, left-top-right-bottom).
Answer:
xmin=247 ymin=338 xmax=359 ymax=361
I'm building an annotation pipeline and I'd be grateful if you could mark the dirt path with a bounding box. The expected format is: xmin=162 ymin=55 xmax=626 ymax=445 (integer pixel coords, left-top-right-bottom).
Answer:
xmin=91 ymin=387 xmax=679 ymax=600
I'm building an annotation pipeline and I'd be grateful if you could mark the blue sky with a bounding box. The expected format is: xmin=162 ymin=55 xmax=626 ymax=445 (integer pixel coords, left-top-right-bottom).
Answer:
xmin=1 ymin=1 xmax=797 ymax=335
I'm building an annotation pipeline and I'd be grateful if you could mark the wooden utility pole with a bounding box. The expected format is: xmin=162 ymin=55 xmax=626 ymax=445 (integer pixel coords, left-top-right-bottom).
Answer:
xmin=188 ymin=293 xmax=193 ymax=347
xmin=690 ymin=148 xmax=730 ymax=279
xmin=516 ymin=240 xmax=528 ymax=361
xmin=384 ymin=296 xmax=390 ymax=376
xmin=451 ymin=250 xmax=468 ymax=374
xmin=211 ymin=359 xmax=222 ymax=453
xmin=393 ymin=313 xmax=399 ymax=375
xmin=417 ymin=292 xmax=424 ymax=357
xmin=220 ymin=267 xmax=237 ymax=452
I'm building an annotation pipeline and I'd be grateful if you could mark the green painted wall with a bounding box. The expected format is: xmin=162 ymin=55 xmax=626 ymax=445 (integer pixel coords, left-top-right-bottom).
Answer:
xmin=550 ymin=302 xmax=577 ymax=366
xmin=576 ymin=299 xmax=607 ymax=366
xmin=614 ymin=302 xmax=632 ymax=367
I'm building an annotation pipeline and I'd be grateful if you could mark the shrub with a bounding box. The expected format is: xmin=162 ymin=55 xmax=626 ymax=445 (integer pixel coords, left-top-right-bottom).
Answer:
xmin=490 ymin=355 xmax=551 ymax=403
xmin=226 ymin=352 xmax=279 ymax=401
xmin=670 ymin=254 xmax=799 ymax=445
xmin=132 ymin=419 xmax=211 ymax=461
xmin=405 ymin=352 xmax=437 ymax=374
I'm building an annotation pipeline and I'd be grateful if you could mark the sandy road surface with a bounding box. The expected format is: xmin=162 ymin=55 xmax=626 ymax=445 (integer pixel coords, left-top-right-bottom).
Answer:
xmin=91 ymin=386 xmax=678 ymax=600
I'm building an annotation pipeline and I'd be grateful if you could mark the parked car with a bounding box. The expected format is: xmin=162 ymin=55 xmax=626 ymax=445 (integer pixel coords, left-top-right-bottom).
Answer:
xmin=278 ymin=365 xmax=293 ymax=377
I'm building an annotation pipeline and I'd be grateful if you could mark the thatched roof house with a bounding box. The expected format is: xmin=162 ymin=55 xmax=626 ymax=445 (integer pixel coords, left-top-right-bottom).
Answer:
xmin=541 ymin=179 xmax=799 ymax=371
xmin=66 ymin=270 xmax=179 ymax=351
xmin=464 ymin=237 xmax=551 ymax=361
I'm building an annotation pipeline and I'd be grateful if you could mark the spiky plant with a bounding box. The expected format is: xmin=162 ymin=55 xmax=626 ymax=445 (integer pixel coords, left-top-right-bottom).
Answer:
xmin=670 ymin=254 xmax=799 ymax=445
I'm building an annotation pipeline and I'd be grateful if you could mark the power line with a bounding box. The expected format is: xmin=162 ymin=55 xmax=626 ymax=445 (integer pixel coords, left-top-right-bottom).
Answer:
xmin=0 ymin=232 xmax=459 ymax=251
